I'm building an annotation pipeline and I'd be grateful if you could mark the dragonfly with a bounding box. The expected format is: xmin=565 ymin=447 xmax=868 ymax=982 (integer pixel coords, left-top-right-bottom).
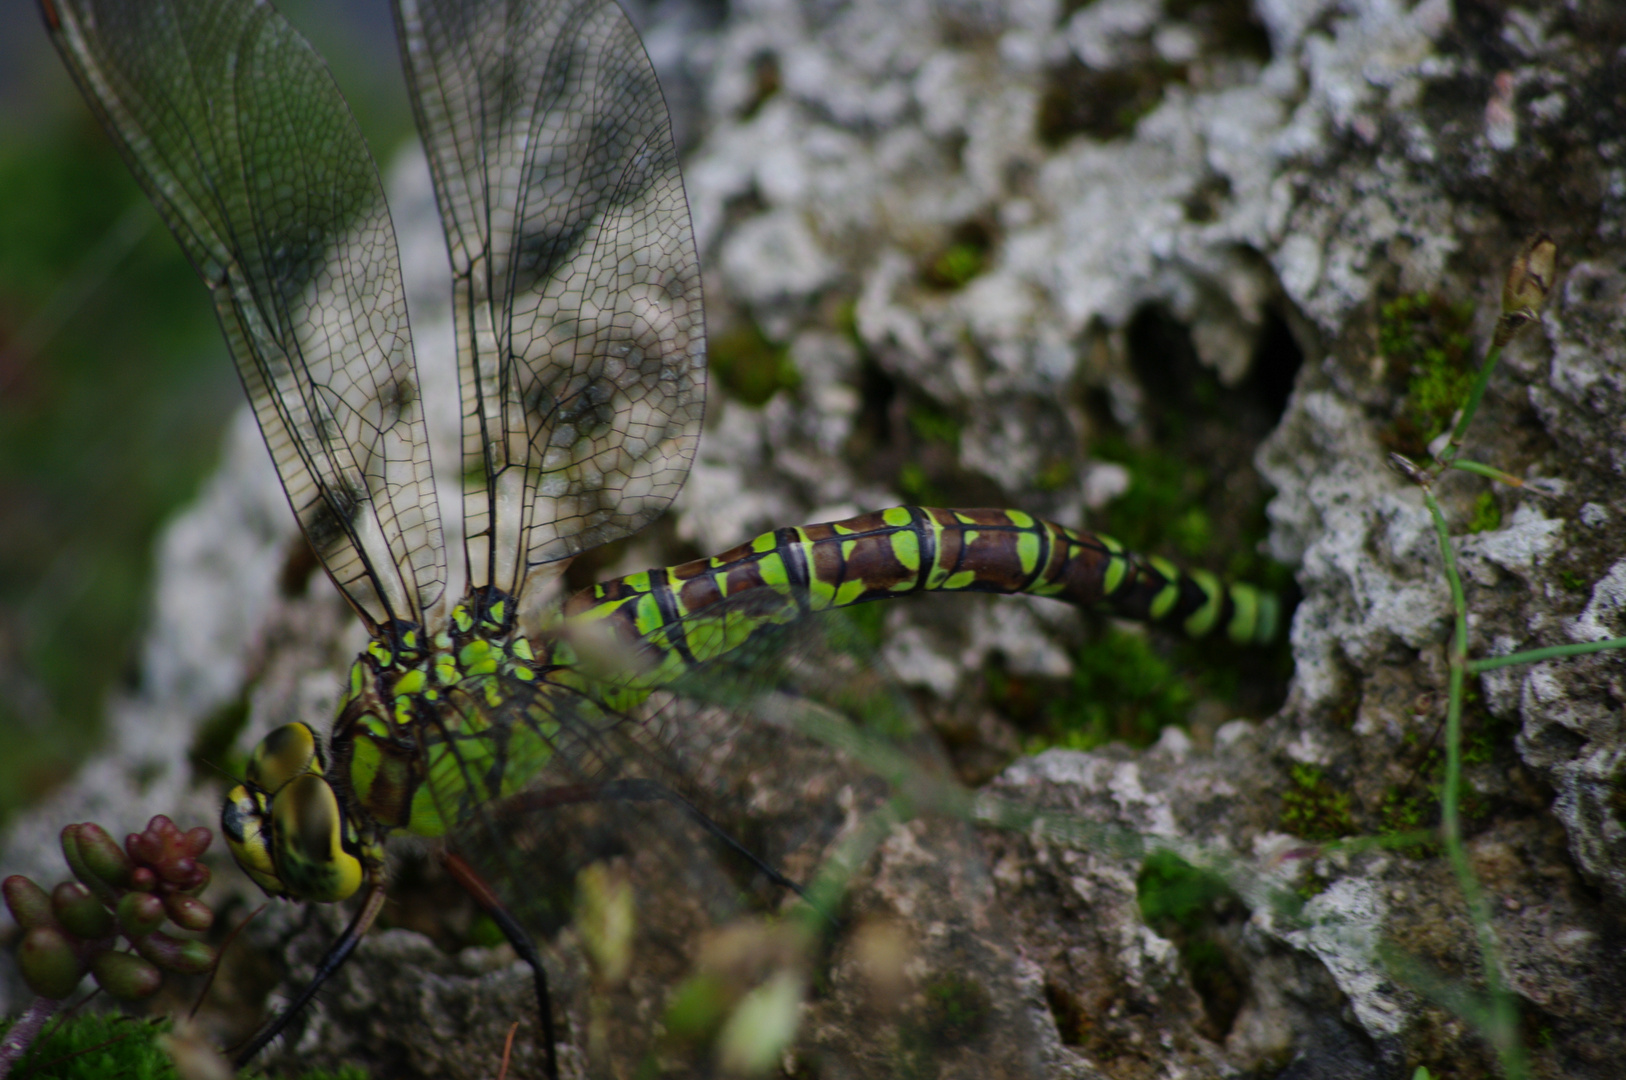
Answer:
xmin=39 ymin=0 xmax=1279 ymax=1074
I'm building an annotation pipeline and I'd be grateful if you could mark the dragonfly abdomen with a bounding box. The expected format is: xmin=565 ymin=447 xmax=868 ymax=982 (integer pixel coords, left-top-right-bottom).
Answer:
xmin=565 ymin=506 xmax=1278 ymax=691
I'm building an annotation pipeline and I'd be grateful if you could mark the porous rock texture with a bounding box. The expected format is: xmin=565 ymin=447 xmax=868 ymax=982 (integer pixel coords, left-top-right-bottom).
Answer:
xmin=5 ymin=0 xmax=1626 ymax=1076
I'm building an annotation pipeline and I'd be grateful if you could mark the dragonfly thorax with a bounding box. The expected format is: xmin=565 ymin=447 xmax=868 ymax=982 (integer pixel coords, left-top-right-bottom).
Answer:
xmin=221 ymin=589 xmax=552 ymax=903
xmin=327 ymin=588 xmax=558 ymax=842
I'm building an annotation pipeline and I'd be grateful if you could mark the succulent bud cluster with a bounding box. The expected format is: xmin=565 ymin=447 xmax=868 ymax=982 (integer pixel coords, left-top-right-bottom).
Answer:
xmin=3 ymin=816 xmax=216 ymax=1002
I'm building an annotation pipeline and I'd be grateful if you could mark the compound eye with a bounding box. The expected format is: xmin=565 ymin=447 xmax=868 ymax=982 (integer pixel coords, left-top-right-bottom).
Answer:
xmin=246 ymin=722 xmax=321 ymax=794
xmin=270 ymin=773 xmax=363 ymax=903
xmin=221 ymin=784 xmax=285 ymax=896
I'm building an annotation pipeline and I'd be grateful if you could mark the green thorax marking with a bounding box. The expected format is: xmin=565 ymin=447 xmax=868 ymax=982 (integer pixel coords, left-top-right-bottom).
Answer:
xmin=331 ymin=588 xmax=576 ymax=841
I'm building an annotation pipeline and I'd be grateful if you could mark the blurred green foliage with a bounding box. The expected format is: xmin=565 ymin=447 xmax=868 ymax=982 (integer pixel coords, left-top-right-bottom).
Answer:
xmin=1466 ymin=490 xmax=1501 ymax=534
xmin=1088 ymin=435 xmax=1214 ymax=562
xmin=0 ymin=115 xmax=235 ymax=826
xmin=1011 ymin=627 xmax=1194 ymax=752
xmin=709 ymin=320 xmax=800 ymax=406
xmin=0 ymin=0 xmax=416 ymax=829
xmin=0 ymin=1012 xmax=371 ymax=1079
xmin=1137 ymin=849 xmax=1245 ymax=1035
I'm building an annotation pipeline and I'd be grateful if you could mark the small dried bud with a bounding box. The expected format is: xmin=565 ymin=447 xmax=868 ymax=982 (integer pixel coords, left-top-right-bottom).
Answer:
xmin=1500 ymin=233 xmax=1557 ymax=335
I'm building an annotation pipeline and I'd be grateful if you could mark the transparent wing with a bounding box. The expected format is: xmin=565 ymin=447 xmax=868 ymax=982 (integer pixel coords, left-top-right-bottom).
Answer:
xmin=41 ymin=0 xmax=446 ymax=630
xmin=395 ymin=0 xmax=706 ymax=602
xmin=414 ymin=597 xmax=1049 ymax=1074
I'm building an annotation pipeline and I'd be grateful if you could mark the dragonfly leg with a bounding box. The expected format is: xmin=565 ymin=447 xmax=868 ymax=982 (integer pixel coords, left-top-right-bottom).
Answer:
xmin=231 ymin=881 xmax=387 ymax=1069
xmin=442 ymin=850 xmax=560 ymax=1080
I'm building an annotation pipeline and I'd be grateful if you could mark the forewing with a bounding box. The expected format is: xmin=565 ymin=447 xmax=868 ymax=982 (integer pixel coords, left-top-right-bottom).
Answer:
xmin=395 ymin=0 xmax=706 ymax=601
xmin=41 ymin=0 xmax=446 ymax=630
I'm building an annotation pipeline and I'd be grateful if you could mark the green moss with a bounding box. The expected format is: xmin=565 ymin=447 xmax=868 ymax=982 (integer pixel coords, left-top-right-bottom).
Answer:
xmin=922 ymin=222 xmax=993 ymax=290
xmin=1377 ymin=293 xmax=1476 ymax=456
xmin=905 ymin=401 xmax=961 ymax=448
xmin=0 ymin=1013 xmax=367 ymax=1079
xmin=1089 ymin=436 xmax=1211 ymax=560
xmin=1028 ymin=627 xmax=1194 ymax=752
xmin=1379 ymin=784 xmax=1430 ymax=833
xmin=1035 ymin=458 xmax=1075 ymax=492
xmin=896 ymin=462 xmax=948 ymax=507
xmin=467 ymin=912 xmax=507 ymax=948
xmin=1465 ymin=491 xmax=1501 ymax=534
xmin=920 ymin=974 xmax=992 ymax=1045
xmin=1293 ymin=866 xmax=1333 ymax=902
xmin=1168 ymin=506 xmax=1214 ymax=560
xmin=832 ymin=297 xmax=860 ymax=345
xmin=1462 ymin=696 xmax=1514 ymax=766
xmin=890 ymin=972 xmax=994 ymax=1079
xmin=925 ymin=243 xmax=984 ymax=289
xmin=709 ymin=322 xmax=800 ymax=406
xmin=894 ymin=401 xmax=964 ymax=504
xmin=0 ymin=1013 xmax=176 ymax=1080
xmin=1137 ymin=851 xmax=1247 ymax=1036
xmin=1378 ymin=784 xmax=1438 ymax=856
xmin=833 ymin=600 xmax=887 ymax=653
xmin=1138 ymin=850 xmax=1230 ymax=931
xmin=1557 ymin=569 xmax=1588 ymax=592
xmin=1279 ymin=763 xmax=1355 ymax=841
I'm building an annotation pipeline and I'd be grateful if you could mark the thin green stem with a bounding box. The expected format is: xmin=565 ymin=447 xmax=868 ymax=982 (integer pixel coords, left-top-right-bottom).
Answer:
xmin=1449 ymin=459 xmax=1524 ymax=487
xmin=1422 ymin=485 xmax=1527 ymax=1078
xmin=1432 ymin=343 xmax=1504 ymax=476
xmin=1470 ymin=638 xmax=1626 ymax=673
xmin=1423 ymin=487 xmax=1469 ymax=642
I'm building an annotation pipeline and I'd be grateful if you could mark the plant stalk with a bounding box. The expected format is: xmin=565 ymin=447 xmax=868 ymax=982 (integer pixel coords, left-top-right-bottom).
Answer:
xmin=0 ymin=997 xmax=60 ymax=1079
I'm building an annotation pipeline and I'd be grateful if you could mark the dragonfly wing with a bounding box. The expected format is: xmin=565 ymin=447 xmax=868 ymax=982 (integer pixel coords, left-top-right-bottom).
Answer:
xmin=395 ymin=0 xmax=706 ymax=601
xmin=41 ymin=0 xmax=447 ymax=631
xmin=420 ymin=604 xmax=1051 ymax=1075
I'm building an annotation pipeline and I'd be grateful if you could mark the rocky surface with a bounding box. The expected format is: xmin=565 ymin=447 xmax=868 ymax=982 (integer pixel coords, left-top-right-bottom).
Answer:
xmin=6 ymin=0 xmax=1626 ymax=1077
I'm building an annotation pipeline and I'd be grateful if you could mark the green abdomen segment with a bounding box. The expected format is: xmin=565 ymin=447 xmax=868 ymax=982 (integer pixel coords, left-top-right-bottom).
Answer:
xmin=564 ymin=506 xmax=1278 ymax=688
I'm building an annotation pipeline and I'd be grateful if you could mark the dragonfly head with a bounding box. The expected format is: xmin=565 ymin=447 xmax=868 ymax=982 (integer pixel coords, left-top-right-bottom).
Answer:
xmin=221 ymin=722 xmax=367 ymax=903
